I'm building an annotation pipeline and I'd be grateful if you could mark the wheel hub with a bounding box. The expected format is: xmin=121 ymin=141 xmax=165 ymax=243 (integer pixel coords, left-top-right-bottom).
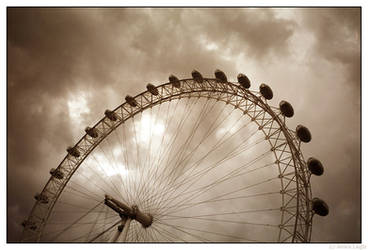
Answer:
xmin=104 ymin=194 xmax=153 ymax=228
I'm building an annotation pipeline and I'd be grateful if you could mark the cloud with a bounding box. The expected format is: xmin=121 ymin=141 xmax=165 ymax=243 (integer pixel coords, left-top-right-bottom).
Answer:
xmin=301 ymin=8 xmax=360 ymax=87
xmin=184 ymin=8 xmax=296 ymax=59
xmin=7 ymin=8 xmax=360 ymax=242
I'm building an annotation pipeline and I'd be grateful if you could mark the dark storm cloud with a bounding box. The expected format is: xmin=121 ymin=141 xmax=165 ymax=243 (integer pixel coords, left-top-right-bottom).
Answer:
xmin=7 ymin=7 xmax=360 ymax=243
xmin=292 ymin=8 xmax=360 ymax=242
xmin=8 ymin=6 xmax=295 ymax=173
xmin=182 ymin=8 xmax=295 ymax=59
xmin=7 ymin=8 xmax=297 ymax=242
xmin=301 ymin=8 xmax=360 ymax=87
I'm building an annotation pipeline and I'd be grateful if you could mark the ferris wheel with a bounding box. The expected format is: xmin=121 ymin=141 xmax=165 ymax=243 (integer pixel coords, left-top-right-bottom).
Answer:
xmin=21 ymin=69 xmax=328 ymax=242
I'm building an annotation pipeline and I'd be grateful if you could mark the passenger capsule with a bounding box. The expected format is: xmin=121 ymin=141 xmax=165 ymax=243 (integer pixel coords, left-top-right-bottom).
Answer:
xmin=259 ymin=83 xmax=273 ymax=100
xmin=192 ymin=70 xmax=204 ymax=83
xmin=146 ymin=83 xmax=159 ymax=96
xmin=85 ymin=127 xmax=98 ymax=138
xmin=34 ymin=193 xmax=49 ymax=204
xmin=307 ymin=157 xmax=324 ymax=176
xmin=105 ymin=110 xmax=118 ymax=121
xmin=214 ymin=69 xmax=227 ymax=82
xmin=237 ymin=73 xmax=251 ymax=89
xmin=50 ymin=168 xmax=64 ymax=179
xmin=296 ymin=125 xmax=312 ymax=143
xmin=169 ymin=74 xmax=180 ymax=88
xmin=312 ymin=198 xmax=329 ymax=216
xmin=67 ymin=146 xmax=80 ymax=158
xmin=279 ymin=100 xmax=294 ymax=118
xmin=125 ymin=95 xmax=138 ymax=107
xmin=22 ymin=220 xmax=37 ymax=230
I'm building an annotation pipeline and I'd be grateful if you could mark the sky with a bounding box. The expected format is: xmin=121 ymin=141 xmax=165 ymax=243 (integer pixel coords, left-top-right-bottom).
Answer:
xmin=6 ymin=7 xmax=361 ymax=243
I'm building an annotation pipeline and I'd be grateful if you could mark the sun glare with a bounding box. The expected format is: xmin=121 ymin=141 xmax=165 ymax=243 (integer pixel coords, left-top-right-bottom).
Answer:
xmin=67 ymin=92 xmax=90 ymax=120
xmin=137 ymin=113 xmax=165 ymax=143
xmin=93 ymin=153 xmax=129 ymax=177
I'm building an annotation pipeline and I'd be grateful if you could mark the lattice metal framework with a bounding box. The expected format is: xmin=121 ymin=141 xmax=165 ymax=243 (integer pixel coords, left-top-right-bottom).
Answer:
xmin=21 ymin=78 xmax=313 ymax=242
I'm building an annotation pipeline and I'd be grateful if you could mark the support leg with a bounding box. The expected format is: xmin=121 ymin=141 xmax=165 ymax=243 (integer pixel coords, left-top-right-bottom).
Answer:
xmin=117 ymin=218 xmax=131 ymax=242
xmin=109 ymin=217 xmax=127 ymax=242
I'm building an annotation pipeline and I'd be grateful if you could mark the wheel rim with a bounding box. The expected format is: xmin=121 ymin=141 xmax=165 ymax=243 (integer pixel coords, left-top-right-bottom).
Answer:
xmin=21 ymin=78 xmax=312 ymax=242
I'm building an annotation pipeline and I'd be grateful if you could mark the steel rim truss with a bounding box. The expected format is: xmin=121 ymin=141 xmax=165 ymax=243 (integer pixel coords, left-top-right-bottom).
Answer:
xmin=21 ymin=78 xmax=312 ymax=242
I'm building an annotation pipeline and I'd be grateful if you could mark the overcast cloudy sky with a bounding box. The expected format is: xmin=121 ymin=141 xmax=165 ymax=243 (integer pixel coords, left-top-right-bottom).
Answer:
xmin=7 ymin=7 xmax=360 ymax=242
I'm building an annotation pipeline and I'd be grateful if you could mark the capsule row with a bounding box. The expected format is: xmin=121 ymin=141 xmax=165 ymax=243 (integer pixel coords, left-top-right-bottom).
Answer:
xmin=167 ymin=70 xmax=311 ymax=145
xmin=64 ymin=96 xmax=142 ymax=159
xmin=153 ymin=70 xmax=325 ymax=218
xmin=60 ymin=69 xmax=328 ymax=219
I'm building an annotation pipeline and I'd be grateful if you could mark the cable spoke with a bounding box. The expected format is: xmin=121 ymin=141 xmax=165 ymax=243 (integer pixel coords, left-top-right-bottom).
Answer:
xmin=33 ymin=84 xmax=305 ymax=243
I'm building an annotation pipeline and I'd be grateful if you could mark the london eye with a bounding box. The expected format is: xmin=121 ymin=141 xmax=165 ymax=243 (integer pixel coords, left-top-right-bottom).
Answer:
xmin=21 ymin=69 xmax=329 ymax=242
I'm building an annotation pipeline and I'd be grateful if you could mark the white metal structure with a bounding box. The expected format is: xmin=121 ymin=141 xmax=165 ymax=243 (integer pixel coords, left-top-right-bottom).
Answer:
xmin=21 ymin=70 xmax=327 ymax=242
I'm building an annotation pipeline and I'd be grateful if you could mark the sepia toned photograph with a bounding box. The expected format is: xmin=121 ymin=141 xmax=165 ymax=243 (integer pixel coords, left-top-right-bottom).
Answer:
xmin=7 ymin=7 xmax=361 ymax=244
